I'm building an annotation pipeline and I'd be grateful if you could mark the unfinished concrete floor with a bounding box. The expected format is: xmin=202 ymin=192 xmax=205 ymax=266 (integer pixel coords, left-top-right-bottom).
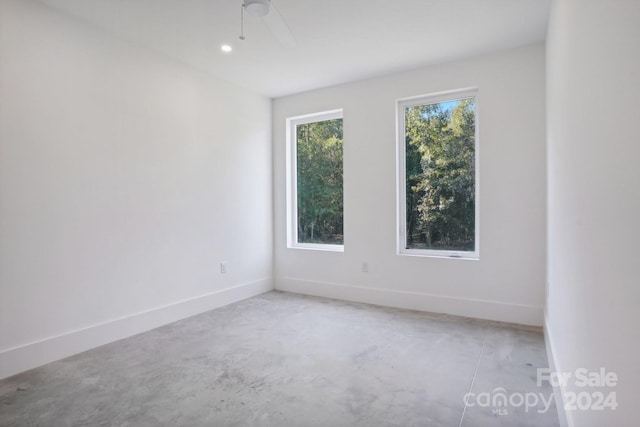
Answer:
xmin=0 ymin=291 xmax=559 ymax=426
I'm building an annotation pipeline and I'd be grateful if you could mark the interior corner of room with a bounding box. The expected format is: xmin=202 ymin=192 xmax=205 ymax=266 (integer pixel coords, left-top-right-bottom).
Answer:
xmin=0 ymin=0 xmax=638 ymax=426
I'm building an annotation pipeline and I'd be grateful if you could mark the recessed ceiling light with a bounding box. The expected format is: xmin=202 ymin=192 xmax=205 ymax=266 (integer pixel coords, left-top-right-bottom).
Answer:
xmin=221 ymin=44 xmax=233 ymax=53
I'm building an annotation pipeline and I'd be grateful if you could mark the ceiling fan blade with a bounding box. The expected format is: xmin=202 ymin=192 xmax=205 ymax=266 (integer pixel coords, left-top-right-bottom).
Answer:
xmin=264 ymin=2 xmax=297 ymax=48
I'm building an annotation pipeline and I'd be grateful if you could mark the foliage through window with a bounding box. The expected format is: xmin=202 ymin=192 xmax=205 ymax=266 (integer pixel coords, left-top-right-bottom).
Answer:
xmin=288 ymin=110 xmax=343 ymax=249
xmin=398 ymin=90 xmax=478 ymax=257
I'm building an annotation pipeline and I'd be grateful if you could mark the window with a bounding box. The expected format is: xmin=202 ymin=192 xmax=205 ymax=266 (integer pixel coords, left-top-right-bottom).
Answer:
xmin=397 ymin=89 xmax=479 ymax=259
xmin=287 ymin=109 xmax=344 ymax=251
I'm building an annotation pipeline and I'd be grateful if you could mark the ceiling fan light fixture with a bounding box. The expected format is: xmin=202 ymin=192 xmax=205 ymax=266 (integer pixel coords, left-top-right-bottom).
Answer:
xmin=244 ymin=0 xmax=270 ymax=17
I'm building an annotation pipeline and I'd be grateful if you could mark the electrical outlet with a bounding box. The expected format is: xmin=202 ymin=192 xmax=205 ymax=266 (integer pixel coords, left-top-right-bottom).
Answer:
xmin=220 ymin=262 xmax=227 ymax=274
xmin=362 ymin=262 xmax=369 ymax=273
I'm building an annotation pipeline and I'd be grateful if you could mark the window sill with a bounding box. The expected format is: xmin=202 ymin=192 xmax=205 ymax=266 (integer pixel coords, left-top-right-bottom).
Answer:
xmin=288 ymin=243 xmax=344 ymax=253
xmin=398 ymin=249 xmax=479 ymax=261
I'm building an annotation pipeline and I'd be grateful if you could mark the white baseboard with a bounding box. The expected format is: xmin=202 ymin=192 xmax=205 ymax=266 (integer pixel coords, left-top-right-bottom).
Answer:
xmin=544 ymin=312 xmax=573 ymax=427
xmin=276 ymin=277 xmax=543 ymax=326
xmin=0 ymin=278 xmax=273 ymax=380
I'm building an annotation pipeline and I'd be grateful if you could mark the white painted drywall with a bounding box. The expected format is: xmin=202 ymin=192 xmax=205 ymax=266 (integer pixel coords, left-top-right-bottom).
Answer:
xmin=546 ymin=0 xmax=640 ymax=426
xmin=273 ymin=44 xmax=547 ymax=326
xmin=0 ymin=0 xmax=272 ymax=378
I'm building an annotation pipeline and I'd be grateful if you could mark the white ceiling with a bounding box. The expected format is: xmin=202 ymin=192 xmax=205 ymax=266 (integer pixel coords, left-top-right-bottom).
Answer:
xmin=38 ymin=0 xmax=551 ymax=98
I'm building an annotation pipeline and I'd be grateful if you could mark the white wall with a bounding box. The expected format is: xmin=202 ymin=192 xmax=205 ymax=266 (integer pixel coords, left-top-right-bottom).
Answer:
xmin=273 ymin=44 xmax=547 ymax=326
xmin=0 ymin=0 xmax=273 ymax=379
xmin=545 ymin=1 xmax=640 ymax=426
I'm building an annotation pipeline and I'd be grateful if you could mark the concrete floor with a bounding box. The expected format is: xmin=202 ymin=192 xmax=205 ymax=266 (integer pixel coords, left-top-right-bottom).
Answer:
xmin=0 ymin=291 xmax=559 ymax=426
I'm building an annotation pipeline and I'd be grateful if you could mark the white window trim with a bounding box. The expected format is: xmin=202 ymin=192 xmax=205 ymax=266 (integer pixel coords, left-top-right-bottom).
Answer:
xmin=286 ymin=109 xmax=344 ymax=252
xmin=396 ymin=88 xmax=480 ymax=260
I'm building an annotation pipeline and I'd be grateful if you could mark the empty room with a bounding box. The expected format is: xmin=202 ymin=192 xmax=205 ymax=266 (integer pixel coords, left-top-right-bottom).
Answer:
xmin=0 ymin=0 xmax=638 ymax=426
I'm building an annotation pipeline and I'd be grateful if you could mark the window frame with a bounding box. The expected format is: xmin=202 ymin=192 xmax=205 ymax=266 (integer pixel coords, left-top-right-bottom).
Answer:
xmin=396 ymin=88 xmax=480 ymax=260
xmin=286 ymin=109 xmax=345 ymax=252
